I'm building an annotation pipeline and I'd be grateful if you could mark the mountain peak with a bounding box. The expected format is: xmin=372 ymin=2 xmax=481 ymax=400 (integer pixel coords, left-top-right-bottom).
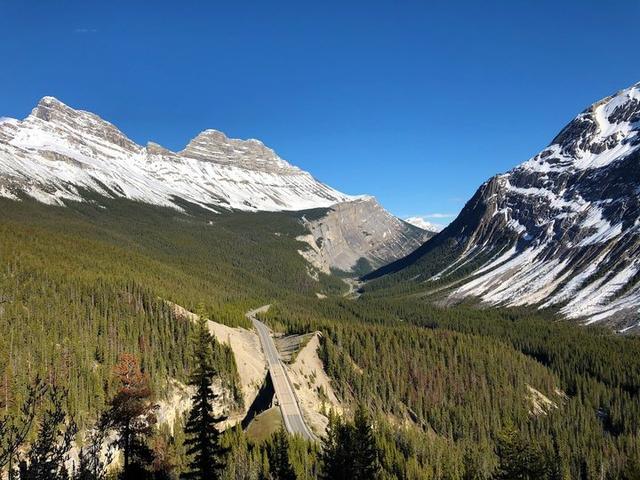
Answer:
xmin=188 ymin=129 xmax=265 ymax=146
xmin=38 ymin=95 xmax=65 ymax=106
xmin=404 ymin=216 xmax=442 ymax=233
xmin=372 ymin=81 xmax=640 ymax=330
xmin=22 ymin=96 xmax=141 ymax=155
xmin=31 ymin=96 xmax=75 ymax=121
xmin=180 ymin=128 xmax=297 ymax=173
xmin=190 ymin=128 xmax=228 ymax=143
xmin=525 ymin=81 xmax=640 ymax=172
xmin=182 ymin=128 xmax=270 ymax=155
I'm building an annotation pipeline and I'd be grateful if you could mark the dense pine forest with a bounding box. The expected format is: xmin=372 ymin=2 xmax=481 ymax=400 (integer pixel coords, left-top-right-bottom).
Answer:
xmin=1 ymin=198 xmax=639 ymax=479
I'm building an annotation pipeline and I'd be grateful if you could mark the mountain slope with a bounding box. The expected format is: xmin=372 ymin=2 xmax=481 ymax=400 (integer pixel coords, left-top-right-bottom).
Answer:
xmin=365 ymin=81 xmax=640 ymax=332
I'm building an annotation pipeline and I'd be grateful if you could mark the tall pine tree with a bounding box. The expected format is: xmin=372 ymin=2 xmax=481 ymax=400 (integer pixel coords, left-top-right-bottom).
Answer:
xmin=182 ymin=312 xmax=228 ymax=480
xmin=351 ymin=405 xmax=379 ymax=480
xmin=266 ymin=428 xmax=296 ymax=480
xmin=17 ymin=386 xmax=77 ymax=480
xmin=495 ymin=422 xmax=550 ymax=480
xmin=320 ymin=410 xmax=349 ymax=480
xmin=320 ymin=406 xmax=380 ymax=480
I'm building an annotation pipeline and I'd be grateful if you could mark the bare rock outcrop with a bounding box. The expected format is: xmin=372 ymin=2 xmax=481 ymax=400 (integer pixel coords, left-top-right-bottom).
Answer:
xmin=297 ymin=197 xmax=432 ymax=274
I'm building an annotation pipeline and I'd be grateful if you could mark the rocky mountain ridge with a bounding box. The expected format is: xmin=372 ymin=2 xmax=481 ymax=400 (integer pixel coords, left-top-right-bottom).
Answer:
xmin=0 ymin=96 xmax=352 ymax=211
xmin=404 ymin=216 xmax=443 ymax=233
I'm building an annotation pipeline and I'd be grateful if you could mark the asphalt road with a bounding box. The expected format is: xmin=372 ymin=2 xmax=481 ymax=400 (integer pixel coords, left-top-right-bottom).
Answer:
xmin=247 ymin=306 xmax=316 ymax=441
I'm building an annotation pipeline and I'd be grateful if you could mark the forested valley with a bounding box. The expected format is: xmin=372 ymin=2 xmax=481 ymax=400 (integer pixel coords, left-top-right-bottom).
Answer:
xmin=1 ymin=198 xmax=639 ymax=479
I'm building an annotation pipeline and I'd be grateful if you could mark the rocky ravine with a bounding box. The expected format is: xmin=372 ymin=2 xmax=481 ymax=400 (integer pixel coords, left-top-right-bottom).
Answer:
xmin=367 ymin=81 xmax=640 ymax=332
xmin=168 ymin=302 xmax=342 ymax=435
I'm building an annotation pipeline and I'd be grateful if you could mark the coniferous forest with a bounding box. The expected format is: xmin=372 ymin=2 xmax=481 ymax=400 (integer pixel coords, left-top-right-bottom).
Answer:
xmin=1 ymin=198 xmax=640 ymax=479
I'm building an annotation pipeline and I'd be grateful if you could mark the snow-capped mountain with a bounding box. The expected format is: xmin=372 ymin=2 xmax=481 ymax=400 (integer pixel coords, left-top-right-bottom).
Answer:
xmin=405 ymin=216 xmax=442 ymax=233
xmin=0 ymin=96 xmax=351 ymax=211
xmin=367 ymin=82 xmax=640 ymax=331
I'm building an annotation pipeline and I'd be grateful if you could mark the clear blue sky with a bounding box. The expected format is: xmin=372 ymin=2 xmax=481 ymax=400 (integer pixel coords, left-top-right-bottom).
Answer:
xmin=1 ymin=1 xmax=638 ymax=225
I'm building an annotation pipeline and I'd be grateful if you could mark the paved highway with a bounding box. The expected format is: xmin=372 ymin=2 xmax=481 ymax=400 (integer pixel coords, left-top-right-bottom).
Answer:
xmin=247 ymin=306 xmax=316 ymax=441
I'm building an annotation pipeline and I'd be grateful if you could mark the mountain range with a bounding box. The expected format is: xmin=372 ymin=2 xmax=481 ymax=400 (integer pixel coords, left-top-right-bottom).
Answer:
xmin=0 ymin=96 xmax=428 ymax=274
xmin=1 ymin=84 xmax=640 ymax=331
xmin=1 ymin=84 xmax=639 ymax=480
xmin=0 ymin=96 xmax=352 ymax=211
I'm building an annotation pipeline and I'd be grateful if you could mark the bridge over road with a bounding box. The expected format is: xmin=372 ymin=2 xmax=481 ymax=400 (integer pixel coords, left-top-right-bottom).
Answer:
xmin=246 ymin=306 xmax=317 ymax=441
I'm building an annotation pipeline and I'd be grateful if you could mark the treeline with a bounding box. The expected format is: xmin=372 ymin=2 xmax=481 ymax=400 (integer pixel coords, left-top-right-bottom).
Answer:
xmin=3 ymin=198 xmax=640 ymax=478
xmin=261 ymin=298 xmax=640 ymax=479
xmin=0 ymin=266 xmax=192 ymax=428
xmin=0 ymin=259 xmax=245 ymax=430
xmin=0 ymin=312 xmax=375 ymax=480
xmin=3 ymin=300 xmax=640 ymax=479
xmin=0 ymin=196 xmax=337 ymax=425
xmin=0 ymin=197 xmax=344 ymax=327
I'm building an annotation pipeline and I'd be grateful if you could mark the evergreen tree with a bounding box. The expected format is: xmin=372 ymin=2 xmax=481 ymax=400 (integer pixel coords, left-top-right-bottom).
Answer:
xmin=495 ymin=423 xmax=549 ymax=480
xmin=351 ymin=405 xmax=379 ymax=480
xmin=287 ymin=434 xmax=320 ymax=480
xmin=620 ymin=455 xmax=640 ymax=480
xmin=17 ymin=386 xmax=77 ymax=480
xmin=182 ymin=313 xmax=228 ymax=480
xmin=149 ymin=432 xmax=177 ymax=480
xmin=220 ymin=425 xmax=265 ymax=480
xmin=0 ymin=377 xmax=47 ymax=477
xmin=320 ymin=410 xmax=349 ymax=480
xmin=101 ymin=353 xmax=157 ymax=480
xmin=320 ymin=407 xmax=379 ymax=480
xmin=266 ymin=428 xmax=295 ymax=480
xmin=73 ymin=425 xmax=114 ymax=480
xmin=259 ymin=449 xmax=270 ymax=480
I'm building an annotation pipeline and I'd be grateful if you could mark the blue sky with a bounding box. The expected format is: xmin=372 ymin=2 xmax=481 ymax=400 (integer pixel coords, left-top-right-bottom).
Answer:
xmin=1 ymin=1 xmax=638 ymax=226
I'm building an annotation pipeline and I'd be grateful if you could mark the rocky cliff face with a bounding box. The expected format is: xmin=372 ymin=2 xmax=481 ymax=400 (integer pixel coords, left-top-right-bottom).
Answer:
xmin=297 ymin=197 xmax=432 ymax=274
xmin=367 ymin=82 xmax=640 ymax=331
xmin=0 ymin=96 xmax=351 ymax=211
